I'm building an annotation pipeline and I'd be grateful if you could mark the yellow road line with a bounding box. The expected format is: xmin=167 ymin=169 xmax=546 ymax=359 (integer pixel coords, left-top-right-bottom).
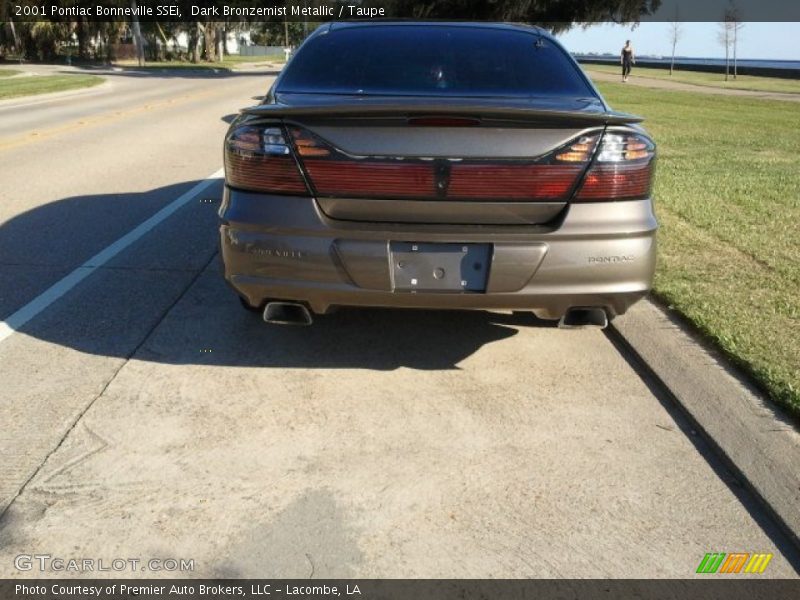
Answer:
xmin=0 ymin=86 xmax=223 ymax=153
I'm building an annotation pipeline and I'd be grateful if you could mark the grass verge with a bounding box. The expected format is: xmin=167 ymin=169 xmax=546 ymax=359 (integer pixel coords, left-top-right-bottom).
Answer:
xmin=0 ymin=73 xmax=103 ymax=100
xmin=114 ymin=56 xmax=284 ymax=71
xmin=584 ymin=63 xmax=800 ymax=95
xmin=114 ymin=60 xmax=231 ymax=72
xmin=0 ymin=68 xmax=20 ymax=78
xmin=590 ymin=79 xmax=800 ymax=417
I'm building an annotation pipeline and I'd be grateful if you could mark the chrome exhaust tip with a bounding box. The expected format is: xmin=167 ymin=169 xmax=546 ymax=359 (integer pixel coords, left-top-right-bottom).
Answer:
xmin=263 ymin=302 xmax=313 ymax=326
xmin=558 ymin=307 xmax=609 ymax=330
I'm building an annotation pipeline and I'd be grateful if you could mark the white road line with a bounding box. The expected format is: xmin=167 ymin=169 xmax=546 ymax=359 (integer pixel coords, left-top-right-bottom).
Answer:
xmin=0 ymin=168 xmax=224 ymax=345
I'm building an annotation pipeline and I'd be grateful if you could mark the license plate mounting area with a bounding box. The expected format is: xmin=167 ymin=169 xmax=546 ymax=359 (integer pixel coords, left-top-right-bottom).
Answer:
xmin=389 ymin=242 xmax=491 ymax=293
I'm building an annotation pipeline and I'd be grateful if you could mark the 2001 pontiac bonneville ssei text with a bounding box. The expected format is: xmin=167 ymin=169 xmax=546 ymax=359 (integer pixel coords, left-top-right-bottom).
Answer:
xmin=219 ymin=22 xmax=657 ymax=328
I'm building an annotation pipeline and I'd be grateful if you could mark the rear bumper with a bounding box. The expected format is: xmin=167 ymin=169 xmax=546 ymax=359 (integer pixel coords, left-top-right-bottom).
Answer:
xmin=219 ymin=189 xmax=657 ymax=319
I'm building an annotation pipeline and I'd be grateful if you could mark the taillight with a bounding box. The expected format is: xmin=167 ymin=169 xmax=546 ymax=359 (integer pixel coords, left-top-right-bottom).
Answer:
xmin=287 ymin=126 xmax=604 ymax=202
xmin=288 ymin=126 xmax=437 ymax=198
xmin=302 ymin=160 xmax=436 ymax=198
xmin=554 ymin=135 xmax=600 ymax=163
xmin=224 ymin=125 xmax=308 ymax=194
xmin=575 ymin=132 xmax=655 ymax=201
xmin=447 ymin=164 xmax=583 ymax=200
xmin=446 ymin=134 xmax=599 ymax=200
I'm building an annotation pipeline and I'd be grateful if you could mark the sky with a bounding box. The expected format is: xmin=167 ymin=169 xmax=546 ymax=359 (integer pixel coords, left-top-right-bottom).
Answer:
xmin=555 ymin=22 xmax=800 ymax=60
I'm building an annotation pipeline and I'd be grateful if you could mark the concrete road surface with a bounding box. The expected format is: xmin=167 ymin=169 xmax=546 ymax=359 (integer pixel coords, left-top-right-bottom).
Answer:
xmin=0 ymin=68 xmax=797 ymax=579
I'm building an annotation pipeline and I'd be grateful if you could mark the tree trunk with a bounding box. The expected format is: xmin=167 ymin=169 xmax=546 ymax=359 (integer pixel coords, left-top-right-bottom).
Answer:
xmin=154 ymin=21 xmax=169 ymax=60
xmin=204 ymin=23 xmax=216 ymax=62
xmin=216 ymin=27 xmax=224 ymax=62
xmin=130 ymin=1 xmax=145 ymax=67
xmin=190 ymin=22 xmax=201 ymax=63
xmin=670 ymin=40 xmax=676 ymax=75
xmin=105 ymin=31 xmax=116 ymax=64
xmin=76 ymin=20 xmax=89 ymax=60
xmin=733 ymin=27 xmax=738 ymax=79
xmin=724 ymin=30 xmax=729 ymax=81
xmin=8 ymin=18 xmax=20 ymax=56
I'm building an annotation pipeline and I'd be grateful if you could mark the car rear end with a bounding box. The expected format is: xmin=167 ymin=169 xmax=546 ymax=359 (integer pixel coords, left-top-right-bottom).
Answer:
xmin=219 ymin=23 xmax=657 ymax=324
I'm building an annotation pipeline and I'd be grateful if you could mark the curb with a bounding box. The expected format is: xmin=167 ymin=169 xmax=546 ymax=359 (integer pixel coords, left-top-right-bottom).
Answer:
xmin=610 ymin=299 xmax=800 ymax=552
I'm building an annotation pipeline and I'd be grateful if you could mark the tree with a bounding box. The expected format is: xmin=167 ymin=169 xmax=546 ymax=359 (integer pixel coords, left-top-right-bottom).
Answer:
xmin=0 ymin=0 xmax=21 ymax=59
xmin=732 ymin=21 xmax=744 ymax=79
xmin=251 ymin=21 xmax=308 ymax=47
xmin=188 ymin=21 xmax=201 ymax=63
xmin=718 ymin=16 xmax=734 ymax=81
xmin=130 ymin=0 xmax=146 ymax=66
xmin=0 ymin=0 xmax=663 ymax=64
xmin=381 ymin=0 xmax=662 ymax=32
xmin=203 ymin=22 xmax=216 ymax=61
xmin=727 ymin=3 xmax=744 ymax=79
xmin=75 ymin=19 xmax=91 ymax=60
xmin=668 ymin=11 xmax=681 ymax=75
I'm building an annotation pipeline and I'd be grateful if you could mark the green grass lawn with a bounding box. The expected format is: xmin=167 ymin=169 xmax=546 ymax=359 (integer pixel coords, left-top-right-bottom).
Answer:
xmin=0 ymin=68 xmax=21 ymax=78
xmin=591 ymin=79 xmax=800 ymax=417
xmin=0 ymin=73 xmax=103 ymax=100
xmin=584 ymin=63 xmax=800 ymax=95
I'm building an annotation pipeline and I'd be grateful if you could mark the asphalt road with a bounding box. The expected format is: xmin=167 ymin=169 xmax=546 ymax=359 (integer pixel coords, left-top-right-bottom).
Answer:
xmin=0 ymin=67 xmax=797 ymax=579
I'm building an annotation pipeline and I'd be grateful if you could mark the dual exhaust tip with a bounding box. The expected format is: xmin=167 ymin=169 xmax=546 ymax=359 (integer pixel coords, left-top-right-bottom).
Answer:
xmin=263 ymin=301 xmax=313 ymax=326
xmin=261 ymin=302 xmax=607 ymax=330
xmin=558 ymin=307 xmax=609 ymax=329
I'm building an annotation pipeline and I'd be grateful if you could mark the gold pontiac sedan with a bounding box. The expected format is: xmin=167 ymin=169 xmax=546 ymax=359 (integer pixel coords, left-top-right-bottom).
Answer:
xmin=220 ymin=22 xmax=657 ymax=328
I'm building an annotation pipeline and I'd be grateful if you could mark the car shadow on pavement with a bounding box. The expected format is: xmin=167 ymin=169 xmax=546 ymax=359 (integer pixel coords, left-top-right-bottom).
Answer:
xmin=140 ymin=284 xmax=549 ymax=370
xmin=1 ymin=180 xmax=554 ymax=371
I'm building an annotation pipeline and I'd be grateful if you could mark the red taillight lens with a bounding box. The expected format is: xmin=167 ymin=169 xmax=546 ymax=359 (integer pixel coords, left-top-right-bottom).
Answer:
xmin=287 ymin=126 xmax=603 ymax=202
xmin=303 ymin=160 xmax=435 ymax=198
xmin=448 ymin=164 xmax=583 ymax=200
xmin=288 ymin=126 xmax=439 ymax=198
xmin=226 ymin=153 xmax=308 ymax=194
xmin=576 ymin=164 xmax=654 ymax=200
xmin=443 ymin=135 xmax=600 ymax=200
xmin=224 ymin=125 xmax=308 ymax=194
xmin=575 ymin=132 xmax=655 ymax=201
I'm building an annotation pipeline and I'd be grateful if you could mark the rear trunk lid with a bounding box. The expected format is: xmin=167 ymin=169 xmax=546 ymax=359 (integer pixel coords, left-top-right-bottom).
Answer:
xmin=242 ymin=95 xmax=643 ymax=225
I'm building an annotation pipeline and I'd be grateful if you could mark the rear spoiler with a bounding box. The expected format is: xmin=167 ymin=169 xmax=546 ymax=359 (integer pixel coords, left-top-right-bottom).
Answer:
xmin=242 ymin=99 xmax=643 ymax=126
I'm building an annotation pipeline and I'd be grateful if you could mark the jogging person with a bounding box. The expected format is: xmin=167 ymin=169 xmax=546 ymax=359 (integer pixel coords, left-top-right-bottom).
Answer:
xmin=621 ymin=40 xmax=635 ymax=82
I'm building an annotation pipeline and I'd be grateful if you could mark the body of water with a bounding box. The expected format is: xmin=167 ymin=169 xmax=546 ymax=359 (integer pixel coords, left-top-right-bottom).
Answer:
xmin=575 ymin=55 xmax=800 ymax=71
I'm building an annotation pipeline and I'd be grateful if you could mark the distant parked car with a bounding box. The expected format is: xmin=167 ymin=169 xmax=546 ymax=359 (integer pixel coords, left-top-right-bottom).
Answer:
xmin=220 ymin=22 xmax=657 ymax=328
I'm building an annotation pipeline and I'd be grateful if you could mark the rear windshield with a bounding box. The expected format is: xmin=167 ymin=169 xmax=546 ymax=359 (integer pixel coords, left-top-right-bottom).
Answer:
xmin=278 ymin=25 xmax=595 ymax=98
